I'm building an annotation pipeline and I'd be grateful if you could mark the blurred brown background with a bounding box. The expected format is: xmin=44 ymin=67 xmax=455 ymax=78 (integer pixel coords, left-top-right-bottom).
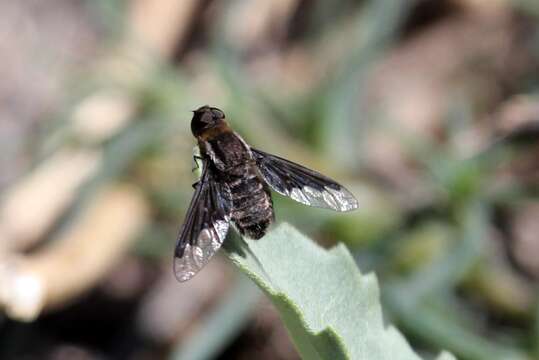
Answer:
xmin=0 ymin=0 xmax=538 ymax=359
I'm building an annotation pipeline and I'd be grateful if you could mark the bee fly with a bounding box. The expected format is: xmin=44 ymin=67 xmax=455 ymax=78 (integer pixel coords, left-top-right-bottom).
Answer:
xmin=174 ymin=105 xmax=359 ymax=281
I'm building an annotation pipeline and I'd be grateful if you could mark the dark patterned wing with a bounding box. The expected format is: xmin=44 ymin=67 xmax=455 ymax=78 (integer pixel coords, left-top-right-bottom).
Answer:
xmin=174 ymin=160 xmax=232 ymax=282
xmin=251 ymin=148 xmax=358 ymax=212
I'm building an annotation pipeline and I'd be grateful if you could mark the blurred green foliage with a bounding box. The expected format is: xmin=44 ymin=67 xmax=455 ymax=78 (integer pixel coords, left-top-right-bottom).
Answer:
xmin=19 ymin=0 xmax=539 ymax=359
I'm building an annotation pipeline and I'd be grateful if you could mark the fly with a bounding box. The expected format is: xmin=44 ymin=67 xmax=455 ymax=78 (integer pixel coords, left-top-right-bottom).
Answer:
xmin=174 ymin=105 xmax=359 ymax=281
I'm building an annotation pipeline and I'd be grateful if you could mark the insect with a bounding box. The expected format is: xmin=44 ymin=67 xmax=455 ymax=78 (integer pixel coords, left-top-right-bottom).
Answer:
xmin=174 ymin=105 xmax=359 ymax=281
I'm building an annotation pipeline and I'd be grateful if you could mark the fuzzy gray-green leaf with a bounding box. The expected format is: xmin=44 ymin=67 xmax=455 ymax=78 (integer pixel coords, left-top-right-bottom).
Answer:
xmin=225 ymin=223 xmax=454 ymax=360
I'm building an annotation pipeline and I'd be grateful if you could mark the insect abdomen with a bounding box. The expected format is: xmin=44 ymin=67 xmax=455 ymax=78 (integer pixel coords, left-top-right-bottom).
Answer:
xmin=228 ymin=165 xmax=274 ymax=239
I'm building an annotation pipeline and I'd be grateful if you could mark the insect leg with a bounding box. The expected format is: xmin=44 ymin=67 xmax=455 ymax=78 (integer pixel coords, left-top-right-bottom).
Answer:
xmin=192 ymin=155 xmax=204 ymax=172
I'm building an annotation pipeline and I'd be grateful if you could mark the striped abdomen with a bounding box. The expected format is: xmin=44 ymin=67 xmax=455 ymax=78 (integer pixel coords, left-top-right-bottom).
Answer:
xmin=227 ymin=164 xmax=274 ymax=239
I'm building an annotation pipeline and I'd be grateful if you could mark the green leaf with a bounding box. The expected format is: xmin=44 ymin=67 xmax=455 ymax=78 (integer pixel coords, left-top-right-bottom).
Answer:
xmin=224 ymin=223 xmax=454 ymax=360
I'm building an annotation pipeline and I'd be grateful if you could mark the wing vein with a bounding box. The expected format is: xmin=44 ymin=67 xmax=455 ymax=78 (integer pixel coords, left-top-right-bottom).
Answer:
xmin=252 ymin=148 xmax=358 ymax=212
xmin=173 ymin=160 xmax=232 ymax=282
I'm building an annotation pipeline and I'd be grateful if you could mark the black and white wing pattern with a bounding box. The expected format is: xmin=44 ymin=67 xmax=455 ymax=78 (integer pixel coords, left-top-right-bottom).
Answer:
xmin=251 ymin=148 xmax=358 ymax=212
xmin=174 ymin=160 xmax=232 ymax=282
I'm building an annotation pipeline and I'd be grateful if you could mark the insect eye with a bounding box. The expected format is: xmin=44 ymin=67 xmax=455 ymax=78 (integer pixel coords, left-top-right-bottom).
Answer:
xmin=211 ymin=108 xmax=224 ymax=119
xmin=200 ymin=112 xmax=214 ymax=124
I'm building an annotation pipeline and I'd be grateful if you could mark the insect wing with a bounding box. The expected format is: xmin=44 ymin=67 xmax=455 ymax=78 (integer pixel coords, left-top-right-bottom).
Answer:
xmin=251 ymin=148 xmax=358 ymax=212
xmin=174 ymin=161 xmax=232 ymax=282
